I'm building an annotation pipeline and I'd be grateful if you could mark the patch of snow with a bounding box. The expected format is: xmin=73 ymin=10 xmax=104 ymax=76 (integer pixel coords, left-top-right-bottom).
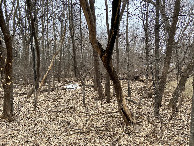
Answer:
xmin=64 ymin=83 xmax=81 ymax=90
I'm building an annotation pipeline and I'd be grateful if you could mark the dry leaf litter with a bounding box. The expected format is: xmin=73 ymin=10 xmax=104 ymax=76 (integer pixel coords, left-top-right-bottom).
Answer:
xmin=0 ymin=79 xmax=192 ymax=145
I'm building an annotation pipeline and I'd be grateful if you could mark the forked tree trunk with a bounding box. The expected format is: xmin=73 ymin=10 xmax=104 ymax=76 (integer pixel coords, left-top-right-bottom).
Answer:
xmin=80 ymin=0 xmax=135 ymax=124
xmin=154 ymin=0 xmax=181 ymax=116
xmin=0 ymin=7 xmax=14 ymax=121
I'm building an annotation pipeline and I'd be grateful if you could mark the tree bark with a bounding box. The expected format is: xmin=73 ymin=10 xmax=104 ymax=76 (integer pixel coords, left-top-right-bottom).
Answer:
xmin=0 ymin=7 xmax=14 ymax=121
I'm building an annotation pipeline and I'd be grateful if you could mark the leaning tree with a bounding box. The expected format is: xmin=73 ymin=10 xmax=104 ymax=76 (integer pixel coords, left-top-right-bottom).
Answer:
xmin=80 ymin=0 xmax=135 ymax=125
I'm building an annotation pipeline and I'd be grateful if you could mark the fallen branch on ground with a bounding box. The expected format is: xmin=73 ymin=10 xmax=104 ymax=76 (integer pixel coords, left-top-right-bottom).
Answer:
xmin=27 ymin=50 xmax=59 ymax=98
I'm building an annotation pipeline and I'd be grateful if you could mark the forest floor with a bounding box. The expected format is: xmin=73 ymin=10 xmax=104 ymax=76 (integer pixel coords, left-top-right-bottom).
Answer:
xmin=0 ymin=77 xmax=193 ymax=145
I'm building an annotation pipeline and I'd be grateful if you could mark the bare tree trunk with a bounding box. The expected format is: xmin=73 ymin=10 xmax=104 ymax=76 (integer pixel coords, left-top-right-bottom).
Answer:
xmin=154 ymin=0 xmax=160 ymax=117
xmin=41 ymin=0 xmax=46 ymax=79
xmin=116 ymin=36 xmax=119 ymax=74
xmin=0 ymin=7 xmax=14 ymax=121
xmin=189 ymin=76 xmax=194 ymax=146
xmin=105 ymin=0 xmax=111 ymax=102
xmin=68 ymin=0 xmax=78 ymax=78
xmin=0 ymin=42 xmax=5 ymax=85
xmin=52 ymin=2 xmax=57 ymax=87
xmin=155 ymin=0 xmax=181 ymax=116
xmin=80 ymin=4 xmax=83 ymax=64
xmin=58 ymin=17 xmax=66 ymax=83
xmin=27 ymin=0 xmax=40 ymax=110
xmin=18 ymin=4 xmax=30 ymax=85
xmin=93 ymin=49 xmax=104 ymax=99
xmin=89 ymin=0 xmax=104 ymax=99
xmin=142 ymin=2 xmax=149 ymax=79
xmin=66 ymin=38 xmax=71 ymax=77
xmin=169 ymin=56 xmax=194 ymax=116
xmin=79 ymin=4 xmax=86 ymax=106
xmin=126 ymin=1 xmax=131 ymax=97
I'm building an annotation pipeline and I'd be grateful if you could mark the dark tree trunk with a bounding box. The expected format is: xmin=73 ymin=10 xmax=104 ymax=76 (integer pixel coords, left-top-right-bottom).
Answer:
xmin=154 ymin=0 xmax=160 ymax=117
xmin=105 ymin=74 xmax=111 ymax=102
xmin=105 ymin=0 xmax=111 ymax=102
xmin=0 ymin=7 xmax=14 ymax=121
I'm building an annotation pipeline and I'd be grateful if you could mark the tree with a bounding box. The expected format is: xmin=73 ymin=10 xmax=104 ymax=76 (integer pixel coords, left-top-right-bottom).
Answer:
xmin=126 ymin=0 xmax=131 ymax=97
xmin=89 ymin=0 xmax=104 ymax=100
xmin=189 ymin=71 xmax=194 ymax=145
xmin=68 ymin=0 xmax=78 ymax=78
xmin=0 ymin=6 xmax=14 ymax=121
xmin=80 ymin=0 xmax=135 ymax=125
xmin=27 ymin=0 xmax=41 ymax=110
xmin=153 ymin=0 xmax=181 ymax=116
xmin=105 ymin=0 xmax=111 ymax=102
xmin=169 ymin=43 xmax=194 ymax=117
xmin=141 ymin=1 xmax=150 ymax=79
xmin=154 ymin=0 xmax=160 ymax=117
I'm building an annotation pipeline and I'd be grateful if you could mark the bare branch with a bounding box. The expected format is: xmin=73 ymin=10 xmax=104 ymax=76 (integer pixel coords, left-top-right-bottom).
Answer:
xmin=142 ymin=0 xmax=156 ymax=6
